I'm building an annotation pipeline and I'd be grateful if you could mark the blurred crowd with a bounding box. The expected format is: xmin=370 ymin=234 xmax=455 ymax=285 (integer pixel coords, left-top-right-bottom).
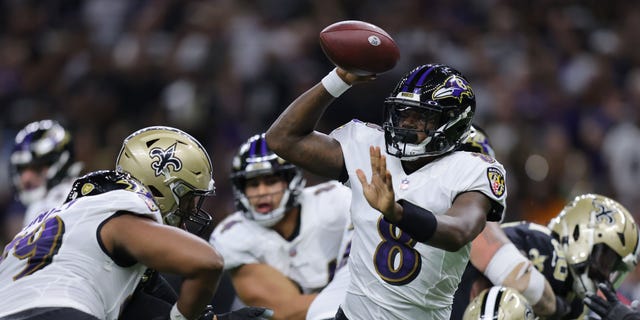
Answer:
xmin=1 ymin=0 xmax=639 ymax=302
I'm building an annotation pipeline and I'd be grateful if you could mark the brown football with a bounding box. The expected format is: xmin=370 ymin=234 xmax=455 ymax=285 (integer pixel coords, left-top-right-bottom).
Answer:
xmin=319 ymin=20 xmax=400 ymax=75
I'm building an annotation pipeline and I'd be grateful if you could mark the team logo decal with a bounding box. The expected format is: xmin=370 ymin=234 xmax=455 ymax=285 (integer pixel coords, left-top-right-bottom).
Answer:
xmin=150 ymin=143 xmax=182 ymax=176
xmin=487 ymin=167 xmax=505 ymax=198
xmin=432 ymin=75 xmax=474 ymax=103
xmin=593 ymin=199 xmax=615 ymax=225
xmin=81 ymin=183 xmax=95 ymax=196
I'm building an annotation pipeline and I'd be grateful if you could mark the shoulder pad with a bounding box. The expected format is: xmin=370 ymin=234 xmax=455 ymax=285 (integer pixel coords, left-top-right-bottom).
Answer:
xmin=64 ymin=170 xmax=151 ymax=203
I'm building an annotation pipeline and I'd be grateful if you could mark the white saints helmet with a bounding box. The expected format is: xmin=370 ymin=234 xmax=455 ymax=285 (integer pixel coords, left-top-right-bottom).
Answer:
xmin=463 ymin=286 xmax=535 ymax=320
xmin=548 ymin=194 xmax=640 ymax=298
xmin=116 ymin=126 xmax=215 ymax=235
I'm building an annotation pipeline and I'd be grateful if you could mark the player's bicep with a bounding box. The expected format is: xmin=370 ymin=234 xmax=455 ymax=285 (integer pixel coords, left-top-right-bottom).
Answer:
xmin=101 ymin=213 xmax=222 ymax=275
xmin=278 ymin=130 xmax=345 ymax=180
xmin=432 ymin=191 xmax=491 ymax=250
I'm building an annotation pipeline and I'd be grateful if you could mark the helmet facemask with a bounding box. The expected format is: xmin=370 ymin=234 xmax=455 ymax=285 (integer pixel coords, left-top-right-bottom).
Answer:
xmin=383 ymin=64 xmax=475 ymax=160
xmin=164 ymin=179 xmax=215 ymax=236
xmin=383 ymin=101 xmax=473 ymax=160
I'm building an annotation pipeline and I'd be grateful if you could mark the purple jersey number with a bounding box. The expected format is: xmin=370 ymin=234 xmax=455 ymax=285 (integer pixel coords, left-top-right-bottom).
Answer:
xmin=373 ymin=217 xmax=421 ymax=285
xmin=2 ymin=216 xmax=65 ymax=280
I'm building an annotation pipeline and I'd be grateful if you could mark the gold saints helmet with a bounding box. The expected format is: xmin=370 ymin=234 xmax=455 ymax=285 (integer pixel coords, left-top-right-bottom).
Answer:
xmin=463 ymin=286 xmax=535 ymax=320
xmin=116 ymin=126 xmax=215 ymax=235
xmin=548 ymin=194 xmax=640 ymax=298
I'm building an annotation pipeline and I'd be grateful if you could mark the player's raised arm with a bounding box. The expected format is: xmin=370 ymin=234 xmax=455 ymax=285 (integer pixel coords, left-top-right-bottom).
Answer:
xmin=267 ymin=21 xmax=395 ymax=180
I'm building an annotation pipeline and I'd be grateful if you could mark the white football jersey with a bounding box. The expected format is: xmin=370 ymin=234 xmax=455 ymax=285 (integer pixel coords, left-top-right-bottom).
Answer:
xmin=330 ymin=120 xmax=507 ymax=320
xmin=22 ymin=179 xmax=75 ymax=227
xmin=210 ymin=180 xmax=351 ymax=293
xmin=0 ymin=188 xmax=161 ymax=320
xmin=306 ymin=219 xmax=353 ymax=320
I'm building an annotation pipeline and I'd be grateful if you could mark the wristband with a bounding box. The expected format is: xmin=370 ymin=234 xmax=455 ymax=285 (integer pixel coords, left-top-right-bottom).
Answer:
xmin=392 ymin=199 xmax=437 ymax=242
xmin=321 ymin=68 xmax=352 ymax=97
xmin=170 ymin=303 xmax=188 ymax=320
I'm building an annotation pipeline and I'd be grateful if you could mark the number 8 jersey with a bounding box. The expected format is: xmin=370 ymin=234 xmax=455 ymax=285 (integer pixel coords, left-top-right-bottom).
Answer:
xmin=0 ymin=171 xmax=162 ymax=320
xmin=331 ymin=120 xmax=507 ymax=320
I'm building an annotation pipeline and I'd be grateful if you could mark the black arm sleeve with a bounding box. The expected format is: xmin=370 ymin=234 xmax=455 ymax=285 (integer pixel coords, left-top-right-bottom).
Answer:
xmin=390 ymin=199 xmax=437 ymax=243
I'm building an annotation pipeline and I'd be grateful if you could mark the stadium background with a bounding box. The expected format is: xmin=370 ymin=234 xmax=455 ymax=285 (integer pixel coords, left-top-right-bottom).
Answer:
xmin=1 ymin=0 xmax=639 ymax=310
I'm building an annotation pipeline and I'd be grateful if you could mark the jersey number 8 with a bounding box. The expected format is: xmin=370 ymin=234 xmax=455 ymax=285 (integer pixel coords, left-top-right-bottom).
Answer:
xmin=373 ymin=217 xmax=421 ymax=285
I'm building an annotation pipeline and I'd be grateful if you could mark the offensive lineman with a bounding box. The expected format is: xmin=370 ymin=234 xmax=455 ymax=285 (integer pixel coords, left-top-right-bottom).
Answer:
xmin=0 ymin=127 xmax=270 ymax=320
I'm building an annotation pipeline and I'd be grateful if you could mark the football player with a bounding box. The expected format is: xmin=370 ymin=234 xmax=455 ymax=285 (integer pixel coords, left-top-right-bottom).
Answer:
xmin=460 ymin=193 xmax=640 ymax=319
xmin=451 ymin=126 xmax=562 ymax=319
xmin=210 ymin=133 xmax=352 ymax=320
xmin=7 ymin=120 xmax=82 ymax=236
xmin=462 ymin=286 xmax=535 ymax=320
xmin=0 ymin=127 xmax=271 ymax=320
xmin=266 ymin=64 xmax=507 ymax=319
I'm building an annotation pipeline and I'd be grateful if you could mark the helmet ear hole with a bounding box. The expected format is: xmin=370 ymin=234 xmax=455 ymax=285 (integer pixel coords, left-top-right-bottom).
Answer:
xmin=573 ymin=225 xmax=580 ymax=241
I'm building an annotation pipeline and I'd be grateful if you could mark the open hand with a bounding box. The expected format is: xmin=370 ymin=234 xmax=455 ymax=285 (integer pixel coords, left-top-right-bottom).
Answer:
xmin=356 ymin=146 xmax=397 ymax=221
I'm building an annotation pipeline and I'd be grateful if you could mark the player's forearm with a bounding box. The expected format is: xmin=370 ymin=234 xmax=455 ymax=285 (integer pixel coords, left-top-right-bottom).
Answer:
xmin=247 ymin=294 xmax=316 ymax=320
xmin=428 ymin=214 xmax=485 ymax=251
xmin=531 ymin=281 xmax=558 ymax=316
xmin=386 ymin=200 xmax=482 ymax=251
xmin=176 ymin=269 xmax=222 ymax=319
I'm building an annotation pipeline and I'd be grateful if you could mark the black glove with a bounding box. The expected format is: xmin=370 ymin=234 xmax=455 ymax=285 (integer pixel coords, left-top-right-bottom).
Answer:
xmin=214 ymin=307 xmax=274 ymax=320
xmin=584 ymin=283 xmax=640 ymax=320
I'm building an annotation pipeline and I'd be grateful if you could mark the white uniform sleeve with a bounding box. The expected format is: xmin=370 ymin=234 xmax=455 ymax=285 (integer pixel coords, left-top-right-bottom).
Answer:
xmin=210 ymin=214 xmax=261 ymax=270
xmin=453 ymin=153 xmax=508 ymax=221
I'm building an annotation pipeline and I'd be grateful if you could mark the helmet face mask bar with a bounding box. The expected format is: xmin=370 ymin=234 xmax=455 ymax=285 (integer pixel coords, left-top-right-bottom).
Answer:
xmin=383 ymin=64 xmax=475 ymax=160
xmin=231 ymin=133 xmax=305 ymax=227
xmin=166 ymin=181 xmax=215 ymax=236
xmin=116 ymin=126 xmax=216 ymax=236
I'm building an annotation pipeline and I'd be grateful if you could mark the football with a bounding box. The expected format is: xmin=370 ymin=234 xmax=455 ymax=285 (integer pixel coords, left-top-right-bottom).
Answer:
xmin=319 ymin=20 xmax=400 ymax=75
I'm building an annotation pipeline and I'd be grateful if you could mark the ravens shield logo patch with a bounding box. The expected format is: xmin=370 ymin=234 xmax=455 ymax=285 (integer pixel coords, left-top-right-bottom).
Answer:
xmin=487 ymin=167 xmax=506 ymax=198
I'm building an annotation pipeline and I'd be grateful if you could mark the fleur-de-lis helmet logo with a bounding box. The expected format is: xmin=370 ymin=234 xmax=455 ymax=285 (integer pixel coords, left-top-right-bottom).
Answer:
xmin=149 ymin=143 xmax=182 ymax=176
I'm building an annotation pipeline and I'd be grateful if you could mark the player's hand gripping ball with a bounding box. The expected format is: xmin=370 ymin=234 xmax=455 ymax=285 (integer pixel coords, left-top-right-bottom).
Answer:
xmin=319 ymin=20 xmax=400 ymax=75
